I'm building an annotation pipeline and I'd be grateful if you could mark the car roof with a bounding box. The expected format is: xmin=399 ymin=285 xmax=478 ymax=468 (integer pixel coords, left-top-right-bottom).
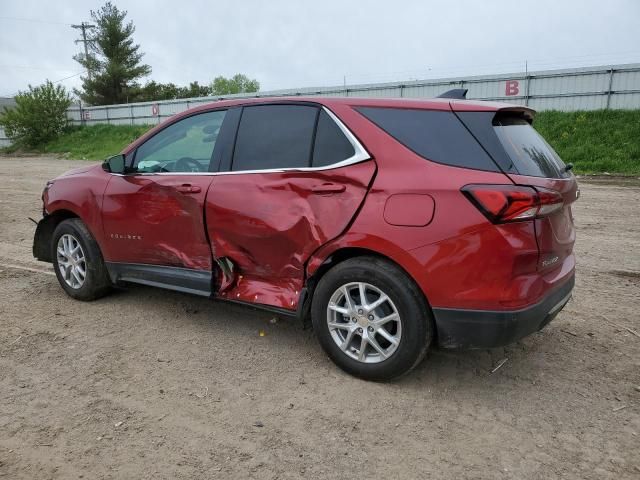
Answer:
xmin=175 ymin=96 xmax=533 ymax=117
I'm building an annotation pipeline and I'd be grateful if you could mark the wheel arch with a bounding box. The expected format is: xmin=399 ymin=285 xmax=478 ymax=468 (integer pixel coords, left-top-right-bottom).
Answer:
xmin=302 ymin=246 xmax=435 ymax=332
xmin=33 ymin=209 xmax=80 ymax=262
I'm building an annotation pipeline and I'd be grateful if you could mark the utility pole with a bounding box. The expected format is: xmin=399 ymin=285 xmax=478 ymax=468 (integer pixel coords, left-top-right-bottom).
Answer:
xmin=72 ymin=22 xmax=96 ymax=80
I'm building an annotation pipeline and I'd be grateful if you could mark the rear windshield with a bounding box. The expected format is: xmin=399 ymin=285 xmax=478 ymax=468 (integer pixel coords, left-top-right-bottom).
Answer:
xmin=493 ymin=116 xmax=568 ymax=178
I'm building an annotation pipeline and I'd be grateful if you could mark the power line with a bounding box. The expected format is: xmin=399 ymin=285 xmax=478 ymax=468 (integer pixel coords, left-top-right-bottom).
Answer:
xmin=0 ymin=64 xmax=79 ymax=72
xmin=0 ymin=15 xmax=72 ymax=26
xmin=0 ymin=72 xmax=85 ymax=98
xmin=52 ymin=71 xmax=85 ymax=84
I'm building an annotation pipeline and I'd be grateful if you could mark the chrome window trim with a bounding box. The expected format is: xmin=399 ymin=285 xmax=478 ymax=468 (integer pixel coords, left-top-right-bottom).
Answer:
xmin=114 ymin=106 xmax=370 ymax=176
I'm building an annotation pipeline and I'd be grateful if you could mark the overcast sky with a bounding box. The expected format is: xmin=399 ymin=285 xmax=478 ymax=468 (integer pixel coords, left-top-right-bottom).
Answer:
xmin=1 ymin=0 xmax=639 ymax=97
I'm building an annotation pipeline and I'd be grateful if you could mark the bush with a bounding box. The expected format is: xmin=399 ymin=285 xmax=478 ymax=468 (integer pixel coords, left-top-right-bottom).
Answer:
xmin=0 ymin=81 xmax=72 ymax=148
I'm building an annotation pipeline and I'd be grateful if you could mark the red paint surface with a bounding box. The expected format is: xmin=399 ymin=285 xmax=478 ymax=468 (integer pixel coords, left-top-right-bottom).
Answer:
xmin=44 ymin=164 xmax=109 ymax=243
xmin=508 ymin=174 xmax=578 ymax=274
xmin=43 ymin=95 xmax=576 ymax=315
xmin=206 ymin=161 xmax=376 ymax=308
xmin=101 ymin=175 xmax=214 ymax=270
xmin=383 ymin=194 xmax=435 ymax=227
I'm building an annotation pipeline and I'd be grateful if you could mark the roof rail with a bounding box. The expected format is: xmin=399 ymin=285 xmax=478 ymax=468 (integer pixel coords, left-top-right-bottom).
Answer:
xmin=436 ymin=88 xmax=468 ymax=99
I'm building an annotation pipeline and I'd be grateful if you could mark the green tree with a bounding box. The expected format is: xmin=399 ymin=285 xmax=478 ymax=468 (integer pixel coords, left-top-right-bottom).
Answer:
xmin=74 ymin=2 xmax=151 ymax=105
xmin=178 ymin=81 xmax=211 ymax=98
xmin=137 ymin=81 xmax=211 ymax=102
xmin=0 ymin=81 xmax=71 ymax=148
xmin=210 ymin=74 xmax=260 ymax=96
xmin=138 ymin=81 xmax=181 ymax=101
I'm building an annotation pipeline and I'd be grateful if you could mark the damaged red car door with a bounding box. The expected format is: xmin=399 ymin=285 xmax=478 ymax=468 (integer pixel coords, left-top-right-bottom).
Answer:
xmin=206 ymin=104 xmax=375 ymax=310
xmin=100 ymin=110 xmax=227 ymax=295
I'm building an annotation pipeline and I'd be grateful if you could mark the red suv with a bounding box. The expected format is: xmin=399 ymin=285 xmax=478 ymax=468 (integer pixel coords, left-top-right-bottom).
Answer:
xmin=33 ymin=95 xmax=577 ymax=380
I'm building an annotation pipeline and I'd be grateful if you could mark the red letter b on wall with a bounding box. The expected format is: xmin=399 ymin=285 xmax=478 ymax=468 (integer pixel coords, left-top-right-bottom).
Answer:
xmin=505 ymin=80 xmax=519 ymax=96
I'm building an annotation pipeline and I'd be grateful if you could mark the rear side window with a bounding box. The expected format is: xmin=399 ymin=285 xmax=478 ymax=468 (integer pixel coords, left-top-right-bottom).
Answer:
xmin=493 ymin=116 xmax=568 ymax=178
xmin=312 ymin=110 xmax=355 ymax=167
xmin=232 ymin=105 xmax=317 ymax=171
xmin=356 ymin=107 xmax=499 ymax=172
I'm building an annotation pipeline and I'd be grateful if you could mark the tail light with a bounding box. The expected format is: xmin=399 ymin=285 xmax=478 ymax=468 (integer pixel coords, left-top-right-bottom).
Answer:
xmin=461 ymin=184 xmax=564 ymax=223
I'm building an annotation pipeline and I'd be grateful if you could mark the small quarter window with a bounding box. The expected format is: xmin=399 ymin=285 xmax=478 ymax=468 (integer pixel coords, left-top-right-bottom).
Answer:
xmin=312 ymin=110 xmax=355 ymax=167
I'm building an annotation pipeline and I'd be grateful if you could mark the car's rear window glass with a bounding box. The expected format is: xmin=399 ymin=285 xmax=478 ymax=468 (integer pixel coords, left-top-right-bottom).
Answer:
xmin=355 ymin=107 xmax=499 ymax=172
xmin=493 ymin=116 xmax=568 ymax=178
xmin=232 ymin=105 xmax=317 ymax=171
xmin=312 ymin=110 xmax=355 ymax=167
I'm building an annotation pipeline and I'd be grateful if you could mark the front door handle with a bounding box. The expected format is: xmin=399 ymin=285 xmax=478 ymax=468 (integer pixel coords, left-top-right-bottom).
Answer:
xmin=175 ymin=184 xmax=201 ymax=194
xmin=311 ymin=183 xmax=346 ymax=194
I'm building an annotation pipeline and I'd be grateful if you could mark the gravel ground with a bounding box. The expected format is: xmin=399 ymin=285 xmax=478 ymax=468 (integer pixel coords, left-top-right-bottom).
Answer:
xmin=0 ymin=156 xmax=638 ymax=479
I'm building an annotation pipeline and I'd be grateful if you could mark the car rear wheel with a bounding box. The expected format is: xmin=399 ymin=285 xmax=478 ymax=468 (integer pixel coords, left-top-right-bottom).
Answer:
xmin=311 ymin=256 xmax=433 ymax=380
xmin=52 ymin=218 xmax=112 ymax=301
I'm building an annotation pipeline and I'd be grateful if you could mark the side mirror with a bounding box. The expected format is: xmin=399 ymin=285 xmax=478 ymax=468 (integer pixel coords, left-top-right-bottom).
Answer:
xmin=103 ymin=154 xmax=126 ymax=174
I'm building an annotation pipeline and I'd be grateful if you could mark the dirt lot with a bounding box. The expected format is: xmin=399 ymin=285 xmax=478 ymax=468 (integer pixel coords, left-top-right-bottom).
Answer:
xmin=0 ymin=156 xmax=638 ymax=479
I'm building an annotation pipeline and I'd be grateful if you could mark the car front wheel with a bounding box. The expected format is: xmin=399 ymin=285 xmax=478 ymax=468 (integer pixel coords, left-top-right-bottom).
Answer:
xmin=311 ymin=256 xmax=433 ymax=380
xmin=52 ymin=218 xmax=112 ymax=301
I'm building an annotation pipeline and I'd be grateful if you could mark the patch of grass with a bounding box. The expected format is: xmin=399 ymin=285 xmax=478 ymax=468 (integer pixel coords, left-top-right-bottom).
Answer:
xmin=534 ymin=110 xmax=640 ymax=175
xmin=40 ymin=124 xmax=153 ymax=161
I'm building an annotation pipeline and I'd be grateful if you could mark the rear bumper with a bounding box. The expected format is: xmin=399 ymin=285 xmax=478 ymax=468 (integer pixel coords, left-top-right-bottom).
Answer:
xmin=432 ymin=274 xmax=574 ymax=349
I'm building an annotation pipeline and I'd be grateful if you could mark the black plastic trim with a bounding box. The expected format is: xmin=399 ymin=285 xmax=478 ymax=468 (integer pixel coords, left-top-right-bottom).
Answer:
xmin=213 ymin=106 xmax=242 ymax=173
xmin=216 ymin=297 xmax=298 ymax=318
xmin=33 ymin=215 xmax=57 ymax=262
xmin=105 ymin=262 xmax=212 ymax=297
xmin=433 ymin=274 xmax=575 ymax=349
xmin=436 ymin=88 xmax=468 ymax=99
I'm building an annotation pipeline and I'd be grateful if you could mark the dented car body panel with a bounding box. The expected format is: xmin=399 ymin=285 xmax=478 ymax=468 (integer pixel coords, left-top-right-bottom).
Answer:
xmin=207 ymin=161 xmax=376 ymax=309
xmin=40 ymin=164 xmax=110 ymax=245
xmin=101 ymin=174 xmax=215 ymax=270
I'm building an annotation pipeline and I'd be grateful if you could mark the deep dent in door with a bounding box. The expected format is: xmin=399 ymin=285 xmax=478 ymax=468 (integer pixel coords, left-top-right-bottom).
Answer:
xmin=206 ymin=162 xmax=376 ymax=310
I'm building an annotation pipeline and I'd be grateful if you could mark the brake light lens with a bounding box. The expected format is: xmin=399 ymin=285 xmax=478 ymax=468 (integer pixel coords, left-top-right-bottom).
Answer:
xmin=461 ymin=184 xmax=563 ymax=223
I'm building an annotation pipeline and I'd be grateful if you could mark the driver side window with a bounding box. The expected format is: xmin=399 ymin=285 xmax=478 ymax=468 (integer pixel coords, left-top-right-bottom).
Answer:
xmin=133 ymin=110 xmax=227 ymax=173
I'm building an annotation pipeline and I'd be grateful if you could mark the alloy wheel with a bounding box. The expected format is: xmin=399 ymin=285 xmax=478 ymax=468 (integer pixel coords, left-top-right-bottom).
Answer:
xmin=56 ymin=234 xmax=86 ymax=289
xmin=326 ymin=282 xmax=402 ymax=363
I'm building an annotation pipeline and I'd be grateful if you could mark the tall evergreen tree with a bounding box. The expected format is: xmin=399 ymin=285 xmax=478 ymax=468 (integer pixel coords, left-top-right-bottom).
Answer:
xmin=74 ymin=2 xmax=151 ymax=105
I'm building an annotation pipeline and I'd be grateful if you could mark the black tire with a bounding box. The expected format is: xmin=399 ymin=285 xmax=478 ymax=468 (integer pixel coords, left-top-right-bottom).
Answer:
xmin=51 ymin=218 xmax=112 ymax=301
xmin=311 ymin=256 xmax=433 ymax=381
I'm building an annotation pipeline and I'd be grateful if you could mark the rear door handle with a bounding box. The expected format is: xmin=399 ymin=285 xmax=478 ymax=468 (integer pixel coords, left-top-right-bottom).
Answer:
xmin=311 ymin=183 xmax=346 ymax=194
xmin=175 ymin=184 xmax=201 ymax=194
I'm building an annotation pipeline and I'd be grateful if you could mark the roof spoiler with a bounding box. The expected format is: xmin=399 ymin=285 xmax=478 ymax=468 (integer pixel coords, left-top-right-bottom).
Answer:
xmin=495 ymin=106 xmax=536 ymax=123
xmin=437 ymin=88 xmax=468 ymax=99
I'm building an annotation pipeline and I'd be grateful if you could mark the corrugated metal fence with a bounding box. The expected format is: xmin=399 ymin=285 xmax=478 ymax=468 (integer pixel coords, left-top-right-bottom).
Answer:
xmin=68 ymin=63 xmax=640 ymax=127
xmin=2 ymin=63 xmax=639 ymax=146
